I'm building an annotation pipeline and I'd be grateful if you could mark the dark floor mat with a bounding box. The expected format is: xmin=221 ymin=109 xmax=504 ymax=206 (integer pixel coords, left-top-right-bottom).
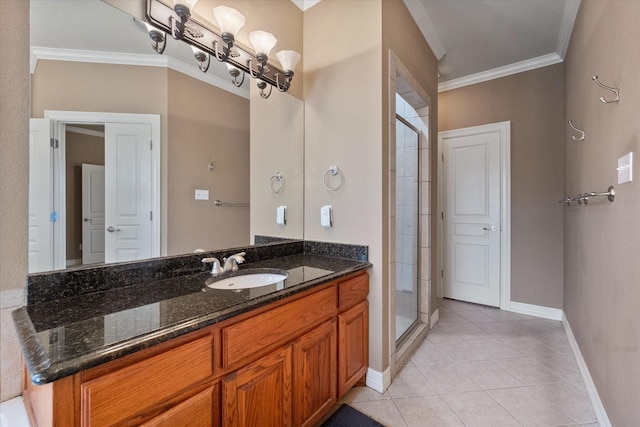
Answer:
xmin=320 ymin=404 xmax=385 ymax=427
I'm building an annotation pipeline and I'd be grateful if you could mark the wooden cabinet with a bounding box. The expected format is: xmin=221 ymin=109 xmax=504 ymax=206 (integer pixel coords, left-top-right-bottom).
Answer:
xmin=24 ymin=271 xmax=369 ymax=427
xmin=338 ymin=300 xmax=369 ymax=397
xmin=222 ymin=345 xmax=292 ymax=427
xmin=293 ymin=319 xmax=337 ymax=427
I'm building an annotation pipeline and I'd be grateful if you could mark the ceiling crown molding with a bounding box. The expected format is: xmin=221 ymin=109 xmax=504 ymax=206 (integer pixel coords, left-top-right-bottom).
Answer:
xmin=30 ymin=46 xmax=248 ymax=99
xmin=438 ymin=53 xmax=563 ymax=92
xmin=290 ymin=0 xmax=322 ymax=11
xmin=557 ymin=0 xmax=581 ymax=59
xmin=402 ymin=0 xmax=446 ymax=60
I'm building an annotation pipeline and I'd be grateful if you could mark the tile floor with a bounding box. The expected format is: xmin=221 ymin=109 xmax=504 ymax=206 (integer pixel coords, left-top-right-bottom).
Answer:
xmin=342 ymin=298 xmax=599 ymax=427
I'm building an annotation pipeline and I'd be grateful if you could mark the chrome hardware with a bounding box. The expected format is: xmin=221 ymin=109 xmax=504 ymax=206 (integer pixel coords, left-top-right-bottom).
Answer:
xmin=202 ymin=257 xmax=223 ymax=275
xmin=483 ymin=225 xmax=498 ymax=232
xmin=560 ymin=186 xmax=615 ymax=206
xmin=106 ymin=226 xmax=120 ymax=233
xmin=223 ymin=252 xmax=246 ymax=272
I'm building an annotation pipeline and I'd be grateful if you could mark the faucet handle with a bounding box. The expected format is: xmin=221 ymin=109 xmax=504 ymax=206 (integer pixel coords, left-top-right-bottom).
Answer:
xmin=223 ymin=252 xmax=246 ymax=271
xmin=202 ymin=257 xmax=223 ymax=275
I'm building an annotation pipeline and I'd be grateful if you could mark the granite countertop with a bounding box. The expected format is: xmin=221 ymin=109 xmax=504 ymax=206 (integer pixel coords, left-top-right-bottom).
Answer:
xmin=13 ymin=253 xmax=370 ymax=385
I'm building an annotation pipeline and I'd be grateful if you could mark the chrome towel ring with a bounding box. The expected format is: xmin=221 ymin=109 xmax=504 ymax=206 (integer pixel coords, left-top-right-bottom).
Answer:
xmin=323 ymin=165 xmax=343 ymax=191
xmin=269 ymin=171 xmax=284 ymax=194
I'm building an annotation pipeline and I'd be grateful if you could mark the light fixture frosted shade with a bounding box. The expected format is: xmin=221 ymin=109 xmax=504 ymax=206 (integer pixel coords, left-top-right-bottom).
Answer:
xmin=212 ymin=5 xmax=245 ymax=37
xmin=248 ymin=30 xmax=278 ymax=57
xmin=144 ymin=22 xmax=156 ymax=32
xmin=173 ymin=0 xmax=199 ymax=10
xmin=226 ymin=62 xmax=238 ymax=71
xmin=191 ymin=45 xmax=204 ymax=55
xmin=276 ymin=50 xmax=301 ymax=72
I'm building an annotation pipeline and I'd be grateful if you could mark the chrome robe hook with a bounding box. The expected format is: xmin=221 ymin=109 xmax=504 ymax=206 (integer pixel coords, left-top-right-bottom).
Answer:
xmin=592 ymin=75 xmax=620 ymax=103
xmin=568 ymin=120 xmax=585 ymax=141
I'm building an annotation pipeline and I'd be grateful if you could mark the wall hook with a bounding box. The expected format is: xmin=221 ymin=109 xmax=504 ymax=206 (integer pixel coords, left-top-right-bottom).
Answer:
xmin=568 ymin=120 xmax=585 ymax=141
xmin=592 ymin=75 xmax=620 ymax=103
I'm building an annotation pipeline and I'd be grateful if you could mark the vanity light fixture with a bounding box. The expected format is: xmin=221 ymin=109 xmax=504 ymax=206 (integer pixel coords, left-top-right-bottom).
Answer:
xmin=170 ymin=0 xmax=199 ymax=39
xmin=145 ymin=0 xmax=300 ymax=98
xmin=226 ymin=63 xmax=245 ymax=87
xmin=144 ymin=22 xmax=167 ymax=54
xmin=191 ymin=46 xmax=210 ymax=73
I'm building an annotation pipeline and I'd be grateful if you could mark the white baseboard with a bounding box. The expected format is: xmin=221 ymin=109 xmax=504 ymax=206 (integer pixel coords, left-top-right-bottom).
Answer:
xmin=366 ymin=366 xmax=391 ymax=393
xmin=562 ymin=313 xmax=611 ymax=427
xmin=430 ymin=309 xmax=440 ymax=329
xmin=508 ymin=301 xmax=563 ymax=321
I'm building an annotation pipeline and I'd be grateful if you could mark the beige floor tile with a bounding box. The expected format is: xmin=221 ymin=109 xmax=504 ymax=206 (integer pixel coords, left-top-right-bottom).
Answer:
xmin=468 ymin=338 xmax=524 ymax=359
xmin=435 ymin=340 xmax=488 ymax=362
xmin=497 ymin=336 xmax=559 ymax=357
xmin=478 ymin=308 xmax=536 ymax=322
xmin=349 ymin=400 xmax=408 ymax=427
xmin=388 ymin=366 xmax=437 ymax=398
xmin=416 ymin=363 xmax=481 ymax=394
xmin=438 ymin=310 xmax=469 ymax=325
xmin=529 ymin=352 xmax=583 ymax=381
xmin=494 ymin=357 xmax=566 ymax=385
xmin=455 ymin=309 xmax=498 ymax=323
xmin=432 ymin=322 xmax=491 ymax=341
xmin=488 ymin=386 xmax=575 ymax=427
xmin=475 ymin=321 xmax=525 ymax=338
xmin=410 ymin=340 xmax=452 ymax=365
xmin=342 ymin=386 xmax=391 ymax=403
xmin=456 ymin=359 xmax=524 ymax=389
xmin=441 ymin=390 xmax=523 ymax=427
xmin=531 ymin=381 xmax=597 ymax=424
xmin=438 ymin=299 xmax=482 ymax=312
xmin=394 ymin=395 xmax=465 ymax=426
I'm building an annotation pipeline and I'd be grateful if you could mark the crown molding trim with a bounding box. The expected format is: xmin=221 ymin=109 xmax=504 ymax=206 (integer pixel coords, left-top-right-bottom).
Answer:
xmin=290 ymin=0 xmax=322 ymax=12
xmin=403 ymin=0 xmax=446 ymax=60
xmin=30 ymin=47 xmax=249 ymax=99
xmin=438 ymin=53 xmax=563 ymax=93
xmin=557 ymin=0 xmax=581 ymax=59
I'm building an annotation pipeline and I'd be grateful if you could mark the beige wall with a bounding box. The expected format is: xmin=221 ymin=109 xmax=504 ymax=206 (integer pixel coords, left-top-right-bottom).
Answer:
xmin=0 ymin=0 xmax=29 ymax=402
xmin=564 ymin=1 xmax=640 ymax=425
xmin=65 ymin=131 xmax=105 ymax=262
xmin=167 ymin=69 xmax=250 ymax=254
xmin=439 ymin=64 xmax=566 ymax=309
xmin=304 ymin=0 xmax=438 ymax=376
xmin=250 ymin=87 xmax=304 ymax=241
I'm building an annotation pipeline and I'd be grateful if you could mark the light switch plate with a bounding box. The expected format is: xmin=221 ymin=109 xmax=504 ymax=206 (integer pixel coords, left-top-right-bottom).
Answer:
xmin=617 ymin=152 xmax=633 ymax=184
xmin=321 ymin=205 xmax=332 ymax=228
xmin=195 ymin=189 xmax=209 ymax=200
xmin=276 ymin=206 xmax=286 ymax=225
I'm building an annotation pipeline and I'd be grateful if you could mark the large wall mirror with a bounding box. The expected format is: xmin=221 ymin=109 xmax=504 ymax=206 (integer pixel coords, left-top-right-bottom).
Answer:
xmin=29 ymin=0 xmax=304 ymax=273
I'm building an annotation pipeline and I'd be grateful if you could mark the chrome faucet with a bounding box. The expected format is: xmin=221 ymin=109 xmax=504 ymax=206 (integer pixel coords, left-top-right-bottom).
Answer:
xmin=223 ymin=252 xmax=246 ymax=272
xmin=202 ymin=257 xmax=223 ymax=275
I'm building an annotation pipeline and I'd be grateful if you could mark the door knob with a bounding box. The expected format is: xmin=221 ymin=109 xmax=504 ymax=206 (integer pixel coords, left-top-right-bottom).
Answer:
xmin=106 ymin=226 xmax=121 ymax=233
xmin=483 ymin=225 xmax=498 ymax=231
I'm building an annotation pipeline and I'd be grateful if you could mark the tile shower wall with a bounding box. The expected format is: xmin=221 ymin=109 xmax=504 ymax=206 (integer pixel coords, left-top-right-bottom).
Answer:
xmin=395 ymin=94 xmax=431 ymax=336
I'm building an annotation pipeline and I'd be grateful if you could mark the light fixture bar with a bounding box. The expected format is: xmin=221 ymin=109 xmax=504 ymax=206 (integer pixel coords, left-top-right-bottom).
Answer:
xmin=146 ymin=0 xmax=289 ymax=92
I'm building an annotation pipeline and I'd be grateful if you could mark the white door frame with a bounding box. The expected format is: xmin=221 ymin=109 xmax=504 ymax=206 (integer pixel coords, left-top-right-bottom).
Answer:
xmin=44 ymin=110 xmax=161 ymax=270
xmin=437 ymin=121 xmax=511 ymax=310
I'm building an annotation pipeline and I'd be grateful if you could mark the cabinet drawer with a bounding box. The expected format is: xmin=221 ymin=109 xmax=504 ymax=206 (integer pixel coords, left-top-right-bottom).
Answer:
xmin=140 ymin=386 xmax=218 ymax=427
xmin=339 ymin=273 xmax=369 ymax=310
xmin=81 ymin=336 xmax=213 ymax=426
xmin=222 ymin=286 xmax=338 ymax=368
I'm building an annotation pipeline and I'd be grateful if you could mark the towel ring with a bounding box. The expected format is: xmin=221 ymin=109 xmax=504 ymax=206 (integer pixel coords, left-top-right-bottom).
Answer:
xmin=323 ymin=165 xmax=343 ymax=191
xmin=269 ymin=171 xmax=283 ymax=194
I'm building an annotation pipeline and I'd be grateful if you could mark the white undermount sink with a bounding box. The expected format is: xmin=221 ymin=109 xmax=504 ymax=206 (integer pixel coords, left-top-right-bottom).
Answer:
xmin=205 ymin=269 xmax=289 ymax=290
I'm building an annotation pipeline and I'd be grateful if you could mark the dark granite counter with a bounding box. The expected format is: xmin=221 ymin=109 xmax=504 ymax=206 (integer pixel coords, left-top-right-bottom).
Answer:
xmin=13 ymin=249 xmax=370 ymax=385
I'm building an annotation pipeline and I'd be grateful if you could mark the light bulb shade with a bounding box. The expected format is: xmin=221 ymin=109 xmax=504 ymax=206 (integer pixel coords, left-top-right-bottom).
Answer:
xmin=212 ymin=5 xmax=245 ymax=37
xmin=276 ymin=50 xmax=300 ymax=72
xmin=144 ymin=22 xmax=155 ymax=33
xmin=248 ymin=30 xmax=278 ymax=58
xmin=226 ymin=62 xmax=238 ymax=71
xmin=173 ymin=0 xmax=199 ymax=10
xmin=191 ymin=45 xmax=206 ymax=58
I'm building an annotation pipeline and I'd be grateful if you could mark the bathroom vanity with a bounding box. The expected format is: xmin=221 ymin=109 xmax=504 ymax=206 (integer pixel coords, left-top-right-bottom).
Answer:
xmin=13 ymin=241 xmax=371 ymax=426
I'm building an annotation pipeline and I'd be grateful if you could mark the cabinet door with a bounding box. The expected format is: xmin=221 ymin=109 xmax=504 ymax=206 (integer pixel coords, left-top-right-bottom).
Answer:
xmin=140 ymin=385 xmax=219 ymax=427
xmin=338 ymin=300 xmax=369 ymax=397
xmin=293 ymin=319 xmax=337 ymax=427
xmin=222 ymin=345 xmax=292 ymax=427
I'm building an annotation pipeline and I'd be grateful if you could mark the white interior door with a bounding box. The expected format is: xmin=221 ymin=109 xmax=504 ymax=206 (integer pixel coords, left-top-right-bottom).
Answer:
xmin=104 ymin=123 xmax=153 ymax=263
xmin=82 ymin=164 xmax=105 ymax=265
xmin=29 ymin=118 xmax=54 ymax=273
xmin=442 ymin=123 xmax=506 ymax=307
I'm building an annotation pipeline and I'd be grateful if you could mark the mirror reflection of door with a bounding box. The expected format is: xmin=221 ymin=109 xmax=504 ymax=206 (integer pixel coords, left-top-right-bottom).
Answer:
xmin=81 ymin=163 xmax=105 ymax=265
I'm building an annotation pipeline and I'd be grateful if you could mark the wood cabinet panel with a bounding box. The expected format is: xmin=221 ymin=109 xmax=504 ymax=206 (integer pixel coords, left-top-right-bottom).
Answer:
xmin=222 ymin=346 xmax=292 ymax=427
xmin=293 ymin=319 xmax=337 ymax=427
xmin=222 ymin=286 xmax=337 ymax=368
xmin=338 ymin=300 xmax=369 ymax=397
xmin=140 ymin=385 xmax=219 ymax=427
xmin=339 ymin=272 xmax=369 ymax=310
xmin=81 ymin=336 xmax=213 ymax=426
